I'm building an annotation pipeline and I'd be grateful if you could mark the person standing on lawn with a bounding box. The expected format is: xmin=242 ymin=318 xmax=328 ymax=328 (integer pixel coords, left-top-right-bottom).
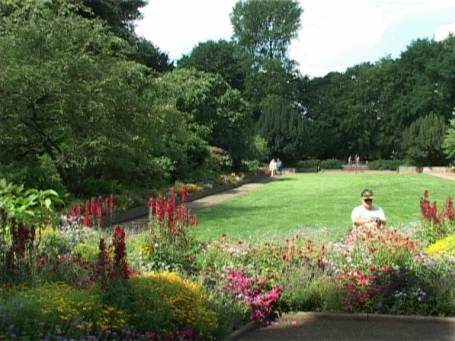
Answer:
xmin=351 ymin=189 xmax=386 ymax=227
xmin=269 ymin=158 xmax=277 ymax=177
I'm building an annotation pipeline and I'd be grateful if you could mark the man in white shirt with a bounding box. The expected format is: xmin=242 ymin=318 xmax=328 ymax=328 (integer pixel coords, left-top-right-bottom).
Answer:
xmin=351 ymin=189 xmax=386 ymax=227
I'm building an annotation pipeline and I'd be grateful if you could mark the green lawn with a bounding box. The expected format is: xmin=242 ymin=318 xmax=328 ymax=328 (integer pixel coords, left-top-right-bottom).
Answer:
xmin=193 ymin=173 xmax=455 ymax=241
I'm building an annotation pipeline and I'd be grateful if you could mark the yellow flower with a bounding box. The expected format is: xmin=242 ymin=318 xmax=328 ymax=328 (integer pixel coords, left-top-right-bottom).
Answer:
xmin=426 ymin=234 xmax=455 ymax=255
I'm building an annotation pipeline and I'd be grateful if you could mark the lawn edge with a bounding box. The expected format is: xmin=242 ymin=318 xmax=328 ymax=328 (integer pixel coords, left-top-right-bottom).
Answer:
xmin=223 ymin=320 xmax=261 ymax=340
xmin=283 ymin=311 xmax=455 ymax=323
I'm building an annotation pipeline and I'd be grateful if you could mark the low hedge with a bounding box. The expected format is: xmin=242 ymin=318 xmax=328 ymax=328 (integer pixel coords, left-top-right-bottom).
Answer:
xmin=296 ymin=159 xmax=320 ymax=169
xmin=368 ymin=159 xmax=402 ymax=171
xmin=296 ymin=159 xmax=343 ymax=171
xmin=320 ymin=159 xmax=343 ymax=169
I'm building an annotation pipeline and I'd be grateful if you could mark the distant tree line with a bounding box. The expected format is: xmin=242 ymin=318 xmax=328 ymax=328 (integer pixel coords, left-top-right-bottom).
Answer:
xmin=1 ymin=0 xmax=454 ymax=198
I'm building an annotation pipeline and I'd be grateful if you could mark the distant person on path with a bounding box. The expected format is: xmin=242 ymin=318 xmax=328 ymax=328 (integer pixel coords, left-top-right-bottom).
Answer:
xmin=351 ymin=189 xmax=386 ymax=227
xmin=276 ymin=158 xmax=282 ymax=175
xmin=348 ymin=155 xmax=352 ymax=166
xmin=269 ymin=158 xmax=277 ymax=177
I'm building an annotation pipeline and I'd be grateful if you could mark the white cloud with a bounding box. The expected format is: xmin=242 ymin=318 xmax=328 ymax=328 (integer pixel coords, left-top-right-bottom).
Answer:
xmin=135 ymin=0 xmax=455 ymax=78
xmin=434 ymin=23 xmax=455 ymax=41
xmin=290 ymin=0 xmax=404 ymax=77
xmin=135 ymin=0 xmax=236 ymax=60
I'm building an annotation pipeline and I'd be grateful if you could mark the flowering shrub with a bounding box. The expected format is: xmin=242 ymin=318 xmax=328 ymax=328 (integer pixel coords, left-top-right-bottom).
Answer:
xmin=112 ymin=226 xmax=129 ymax=280
xmin=127 ymin=272 xmax=217 ymax=338
xmin=171 ymin=181 xmax=202 ymax=194
xmin=419 ymin=190 xmax=455 ymax=243
xmin=0 ymin=282 xmax=126 ymax=339
xmin=334 ymin=223 xmax=419 ymax=269
xmin=0 ymin=275 xmax=217 ymax=340
xmin=0 ymin=179 xmax=59 ymax=281
xmin=66 ymin=194 xmax=114 ymax=228
xmin=223 ymin=269 xmax=282 ymax=324
xmin=426 ymin=234 xmax=455 ymax=256
xmin=147 ymin=188 xmax=197 ymax=271
xmin=339 ymin=268 xmax=378 ymax=312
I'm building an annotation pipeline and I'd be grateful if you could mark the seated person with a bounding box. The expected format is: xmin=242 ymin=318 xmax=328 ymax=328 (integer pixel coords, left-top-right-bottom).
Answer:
xmin=351 ymin=189 xmax=386 ymax=227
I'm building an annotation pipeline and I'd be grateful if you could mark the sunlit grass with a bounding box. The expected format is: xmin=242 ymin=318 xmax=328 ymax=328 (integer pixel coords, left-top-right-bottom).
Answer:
xmin=193 ymin=172 xmax=455 ymax=242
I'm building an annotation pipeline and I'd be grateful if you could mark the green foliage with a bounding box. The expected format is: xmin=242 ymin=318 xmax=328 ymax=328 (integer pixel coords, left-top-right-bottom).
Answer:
xmin=281 ymin=273 xmax=342 ymax=312
xmin=0 ymin=1 xmax=196 ymax=196
xmin=178 ymin=39 xmax=250 ymax=90
xmin=161 ymin=68 xmax=254 ymax=170
xmin=231 ymin=0 xmax=302 ymax=61
xmin=296 ymin=159 xmax=320 ymax=170
xmin=78 ymin=0 xmax=146 ymax=34
xmin=320 ymin=159 xmax=343 ymax=170
xmin=250 ymin=135 xmax=269 ymax=162
xmin=71 ymin=241 xmax=99 ymax=262
xmin=122 ymin=272 xmax=218 ymax=336
xmin=0 ymin=282 xmax=126 ymax=339
xmin=0 ymin=275 xmax=218 ymax=338
xmin=302 ymin=36 xmax=455 ymax=161
xmin=443 ymin=114 xmax=455 ymax=162
xmin=131 ymin=37 xmax=174 ymax=72
xmin=0 ymin=179 xmax=59 ymax=233
xmin=367 ymin=159 xmax=402 ymax=170
xmin=402 ymin=113 xmax=447 ymax=166
xmin=258 ymin=94 xmax=308 ymax=163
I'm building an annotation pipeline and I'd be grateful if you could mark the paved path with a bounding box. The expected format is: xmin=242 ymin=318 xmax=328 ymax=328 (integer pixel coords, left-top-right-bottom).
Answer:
xmin=125 ymin=177 xmax=276 ymax=228
xmin=425 ymin=171 xmax=455 ymax=181
xmin=238 ymin=313 xmax=455 ymax=341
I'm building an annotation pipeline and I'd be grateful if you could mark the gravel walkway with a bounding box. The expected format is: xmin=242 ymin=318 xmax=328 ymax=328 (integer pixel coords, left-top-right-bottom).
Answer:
xmin=237 ymin=313 xmax=455 ymax=341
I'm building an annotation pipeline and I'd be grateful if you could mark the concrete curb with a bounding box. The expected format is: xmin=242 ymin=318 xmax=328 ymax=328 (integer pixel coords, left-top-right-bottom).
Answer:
xmin=223 ymin=320 xmax=261 ymax=340
xmin=282 ymin=311 xmax=455 ymax=324
xmin=222 ymin=312 xmax=455 ymax=340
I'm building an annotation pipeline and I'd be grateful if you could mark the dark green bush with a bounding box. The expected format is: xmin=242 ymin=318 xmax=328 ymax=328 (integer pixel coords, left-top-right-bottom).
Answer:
xmin=320 ymin=159 xmax=343 ymax=169
xmin=296 ymin=159 xmax=320 ymax=173
xmin=240 ymin=160 xmax=262 ymax=173
xmin=368 ymin=159 xmax=402 ymax=170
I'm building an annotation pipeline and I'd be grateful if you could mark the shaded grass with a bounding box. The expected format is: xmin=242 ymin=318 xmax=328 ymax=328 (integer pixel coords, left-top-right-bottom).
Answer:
xmin=193 ymin=173 xmax=455 ymax=242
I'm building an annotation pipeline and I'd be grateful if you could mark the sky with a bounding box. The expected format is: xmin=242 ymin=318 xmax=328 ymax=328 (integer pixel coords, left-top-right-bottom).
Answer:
xmin=135 ymin=0 xmax=455 ymax=78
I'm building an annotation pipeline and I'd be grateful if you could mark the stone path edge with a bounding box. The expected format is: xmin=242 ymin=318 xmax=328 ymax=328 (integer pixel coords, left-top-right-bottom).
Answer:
xmin=224 ymin=312 xmax=455 ymax=340
xmin=108 ymin=175 xmax=271 ymax=226
xmin=286 ymin=311 xmax=455 ymax=324
xmin=223 ymin=320 xmax=261 ymax=341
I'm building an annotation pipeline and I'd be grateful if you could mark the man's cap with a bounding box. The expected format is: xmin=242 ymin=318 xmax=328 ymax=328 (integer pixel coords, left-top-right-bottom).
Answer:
xmin=361 ymin=189 xmax=373 ymax=197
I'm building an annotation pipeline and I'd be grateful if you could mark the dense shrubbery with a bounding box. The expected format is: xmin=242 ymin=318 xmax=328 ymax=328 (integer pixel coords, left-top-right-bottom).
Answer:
xmin=368 ymin=159 xmax=402 ymax=170
xmin=296 ymin=159 xmax=343 ymax=171
xmin=296 ymin=159 xmax=320 ymax=171
xmin=320 ymin=159 xmax=343 ymax=169
xmin=418 ymin=190 xmax=455 ymax=244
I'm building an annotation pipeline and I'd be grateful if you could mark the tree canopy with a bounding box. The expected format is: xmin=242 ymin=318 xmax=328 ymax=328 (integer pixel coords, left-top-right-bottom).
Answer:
xmin=231 ymin=0 xmax=302 ymax=61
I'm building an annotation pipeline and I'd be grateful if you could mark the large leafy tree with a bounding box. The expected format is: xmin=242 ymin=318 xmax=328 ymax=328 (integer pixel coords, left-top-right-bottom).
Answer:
xmin=178 ymin=40 xmax=251 ymax=91
xmin=0 ymin=0 xmax=191 ymax=194
xmin=443 ymin=114 xmax=455 ymax=162
xmin=402 ymin=114 xmax=447 ymax=166
xmin=132 ymin=37 xmax=174 ymax=73
xmin=230 ymin=0 xmax=302 ymax=61
xmin=257 ymin=95 xmax=308 ymax=163
xmin=77 ymin=0 xmax=147 ymax=34
xmin=160 ymin=69 xmax=254 ymax=170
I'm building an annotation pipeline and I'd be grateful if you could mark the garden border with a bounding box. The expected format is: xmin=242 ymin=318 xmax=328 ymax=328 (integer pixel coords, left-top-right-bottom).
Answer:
xmin=103 ymin=175 xmax=269 ymax=226
xmin=287 ymin=311 xmax=455 ymax=323
xmin=223 ymin=320 xmax=261 ymax=340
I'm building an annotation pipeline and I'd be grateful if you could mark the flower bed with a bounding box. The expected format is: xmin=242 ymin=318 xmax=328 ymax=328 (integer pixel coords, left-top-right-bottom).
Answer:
xmin=1 ymin=180 xmax=455 ymax=339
